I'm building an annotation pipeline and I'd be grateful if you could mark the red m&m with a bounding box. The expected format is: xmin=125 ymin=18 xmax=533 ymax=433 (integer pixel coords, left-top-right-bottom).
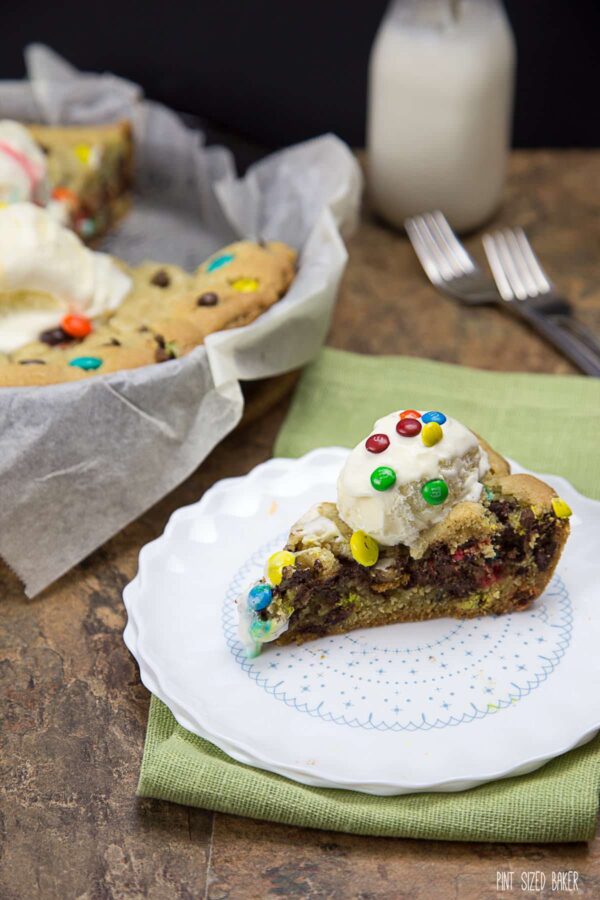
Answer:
xmin=396 ymin=418 xmax=422 ymax=437
xmin=399 ymin=409 xmax=421 ymax=420
xmin=365 ymin=433 xmax=390 ymax=454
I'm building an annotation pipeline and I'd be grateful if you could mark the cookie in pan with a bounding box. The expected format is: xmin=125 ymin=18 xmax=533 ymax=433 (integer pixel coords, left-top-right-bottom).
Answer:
xmin=0 ymin=203 xmax=297 ymax=387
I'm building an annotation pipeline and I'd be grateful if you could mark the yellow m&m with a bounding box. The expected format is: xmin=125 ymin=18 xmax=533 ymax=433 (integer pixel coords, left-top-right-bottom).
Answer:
xmin=266 ymin=550 xmax=296 ymax=586
xmin=350 ymin=530 xmax=379 ymax=567
xmin=232 ymin=277 xmax=259 ymax=293
xmin=73 ymin=143 xmax=93 ymax=166
xmin=422 ymin=421 xmax=443 ymax=447
xmin=551 ymin=497 xmax=572 ymax=519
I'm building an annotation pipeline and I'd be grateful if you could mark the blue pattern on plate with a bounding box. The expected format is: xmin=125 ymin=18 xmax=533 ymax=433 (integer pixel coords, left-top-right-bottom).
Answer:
xmin=222 ymin=535 xmax=572 ymax=732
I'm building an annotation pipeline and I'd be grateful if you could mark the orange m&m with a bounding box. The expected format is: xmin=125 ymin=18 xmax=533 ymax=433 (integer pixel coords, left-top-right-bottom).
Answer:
xmin=61 ymin=314 xmax=93 ymax=339
xmin=51 ymin=187 xmax=79 ymax=208
xmin=399 ymin=409 xmax=421 ymax=420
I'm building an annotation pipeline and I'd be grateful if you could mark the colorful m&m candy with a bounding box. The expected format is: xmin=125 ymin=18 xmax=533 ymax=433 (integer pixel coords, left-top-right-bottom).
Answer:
xmin=421 ymin=478 xmax=449 ymax=505
xmin=399 ymin=409 xmax=420 ymax=420
xmin=422 ymin=410 xmax=446 ymax=425
xmin=365 ymin=433 xmax=390 ymax=454
xmin=350 ymin=530 xmax=379 ymax=567
xmin=249 ymin=618 xmax=279 ymax=641
xmin=68 ymin=356 xmax=103 ymax=371
xmin=231 ymin=277 xmax=259 ymax=292
xmin=51 ymin=186 xmax=79 ymax=209
xmin=371 ymin=466 xmax=396 ymax=491
xmin=266 ymin=550 xmax=295 ymax=586
xmin=421 ymin=421 xmax=443 ymax=447
xmin=551 ymin=497 xmax=572 ymax=519
xmin=396 ymin=418 xmax=421 ymax=437
xmin=76 ymin=216 xmax=96 ymax=239
xmin=206 ymin=253 xmax=234 ymax=273
xmin=248 ymin=583 xmax=273 ymax=611
xmin=61 ymin=313 xmax=92 ymax=339
xmin=73 ymin=143 xmax=93 ymax=166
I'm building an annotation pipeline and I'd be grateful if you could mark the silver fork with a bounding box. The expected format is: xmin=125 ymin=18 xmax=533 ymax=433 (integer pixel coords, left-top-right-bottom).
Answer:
xmin=405 ymin=211 xmax=600 ymax=376
xmin=405 ymin=211 xmax=498 ymax=305
xmin=482 ymin=226 xmax=600 ymax=375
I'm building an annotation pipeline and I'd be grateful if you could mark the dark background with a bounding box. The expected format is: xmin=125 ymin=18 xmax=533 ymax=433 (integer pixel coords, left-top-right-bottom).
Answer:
xmin=3 ymin=0 xmax=599 ymax=154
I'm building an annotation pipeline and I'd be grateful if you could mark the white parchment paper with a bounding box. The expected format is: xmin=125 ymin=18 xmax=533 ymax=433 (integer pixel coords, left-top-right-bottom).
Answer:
xmin=0 ymin=46 xmax=362 ymax=596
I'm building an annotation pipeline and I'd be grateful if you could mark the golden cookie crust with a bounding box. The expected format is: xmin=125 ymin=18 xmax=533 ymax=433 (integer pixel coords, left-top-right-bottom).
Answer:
xmin=0 ymin=239 xmax=297 ymax=387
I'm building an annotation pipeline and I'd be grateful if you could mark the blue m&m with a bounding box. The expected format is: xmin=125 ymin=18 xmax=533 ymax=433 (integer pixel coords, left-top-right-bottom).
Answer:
xmin=68 ymin=356 xmax=103 ymax=371
xmin=206 ymin=253 xmax=234 ymax=273
xmin=422 ymin=410 xmax=447 ymax=425
xmin=247 ymin=583 xmax=273 ymax=611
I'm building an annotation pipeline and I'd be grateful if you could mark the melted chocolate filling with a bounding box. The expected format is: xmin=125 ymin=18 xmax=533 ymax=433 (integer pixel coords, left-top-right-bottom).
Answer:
xmin=273 ymin=498 xmax=559 ymax=636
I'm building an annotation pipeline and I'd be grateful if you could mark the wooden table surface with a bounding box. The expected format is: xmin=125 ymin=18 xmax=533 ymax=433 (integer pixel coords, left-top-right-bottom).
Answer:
xmin=2 ymin=151 xmax=600 ymax=899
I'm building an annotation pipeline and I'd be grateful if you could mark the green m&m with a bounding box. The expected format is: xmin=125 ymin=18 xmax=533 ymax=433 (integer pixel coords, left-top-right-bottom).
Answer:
xmin=370 ymin=466 xmax=396 ymax=491
xmin=421 ymin=478 xmax=449 ymax=505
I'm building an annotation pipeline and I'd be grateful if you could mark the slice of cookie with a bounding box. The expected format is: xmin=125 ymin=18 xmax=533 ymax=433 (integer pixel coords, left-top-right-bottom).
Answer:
xmin=238 ymin=410 xmax=571 ymax=655
xmin=27 ymin=120 xmax=134 ymax=243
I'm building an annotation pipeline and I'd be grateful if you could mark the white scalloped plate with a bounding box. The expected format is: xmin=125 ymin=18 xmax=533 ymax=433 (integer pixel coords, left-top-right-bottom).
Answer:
xmin=123 ymin=448 xmax=600 ymax=794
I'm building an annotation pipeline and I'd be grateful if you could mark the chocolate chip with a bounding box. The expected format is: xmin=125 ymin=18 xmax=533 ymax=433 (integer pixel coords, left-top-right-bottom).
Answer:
xmin=39 ymin=326 xmax=72 ymax=346
xmin=151 ymin=269 xmax=170 ymax=288
xmin=104 ymin=338 xmax=122 ymax=347
xmin=19 ymin=359 xmax=46 ymax=365
xmin=138 ymin=325 xmax=150 ymax=333
xmin=154 ymin=334 xmax=177 ymax=363
xmin=520 ymin=508 xmax=535 ymax=529
xmin=197 ymin=292 xmax=218 ymax=307
xmin=489 ymin=499 xmax=513 ymax=524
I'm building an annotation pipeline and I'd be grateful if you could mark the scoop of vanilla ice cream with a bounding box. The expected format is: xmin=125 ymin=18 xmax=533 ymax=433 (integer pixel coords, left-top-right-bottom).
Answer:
xmin=337 ymin=411 xmax=489 ymax=548
xmin=0 ymin=120 xmax=50 ymax=206
xmin=0 ymin=203 xmax=132 ymax=353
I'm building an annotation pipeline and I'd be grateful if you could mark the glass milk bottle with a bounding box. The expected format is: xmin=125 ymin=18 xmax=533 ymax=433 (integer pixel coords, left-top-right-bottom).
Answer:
xmin=367 ymin=0 xmax=515 ymax=233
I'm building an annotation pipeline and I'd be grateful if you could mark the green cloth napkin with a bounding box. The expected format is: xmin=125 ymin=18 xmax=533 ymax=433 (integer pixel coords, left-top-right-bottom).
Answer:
xmin=139 ymin=349 xmax=600 ymax=842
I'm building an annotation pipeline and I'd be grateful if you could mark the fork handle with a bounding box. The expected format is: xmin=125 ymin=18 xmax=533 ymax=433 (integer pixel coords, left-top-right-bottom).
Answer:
xmin=551 ymin=313 xmax=600 ymax=358
xmin=510 ymin=303 xmax=600 ymax=377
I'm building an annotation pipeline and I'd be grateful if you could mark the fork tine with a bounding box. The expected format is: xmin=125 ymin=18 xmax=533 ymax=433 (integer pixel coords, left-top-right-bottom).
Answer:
xmin=421 ymin=213 xmax=465 ymax=278
xmin=503 ymin=228 xmax=540 ymax=297
xmin=430 ymin=211 xmax=476 ymax=274
xmin=405 ymin=216 xmax=444 ymax=285
xmin=491 ymin=230 xmax=529 ymax=300
xmin=513 ymin=228 xmax=552 ymax=295
xmin=482 ymin=233 xmax=516 ymax=301
xmin=409 ymin=214 xmax=461 ymax=281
